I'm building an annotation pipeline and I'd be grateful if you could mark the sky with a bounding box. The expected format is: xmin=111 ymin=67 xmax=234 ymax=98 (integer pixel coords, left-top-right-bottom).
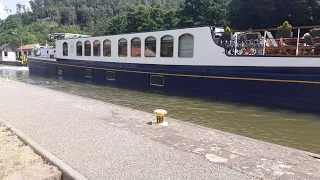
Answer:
xmin=0 ymin=0 xmax=30 ymax=20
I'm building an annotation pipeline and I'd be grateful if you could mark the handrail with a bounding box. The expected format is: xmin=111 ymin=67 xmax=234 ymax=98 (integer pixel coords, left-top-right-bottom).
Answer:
xmin=232 ymin=25 xmax=320 ymax=33
xmin=212 ymin=25 xmax=320 ymax=57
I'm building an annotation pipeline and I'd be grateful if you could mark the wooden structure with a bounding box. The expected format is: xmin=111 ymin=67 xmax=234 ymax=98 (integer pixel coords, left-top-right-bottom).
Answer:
xmin=225 ymin=25 xmax=320 ymax=56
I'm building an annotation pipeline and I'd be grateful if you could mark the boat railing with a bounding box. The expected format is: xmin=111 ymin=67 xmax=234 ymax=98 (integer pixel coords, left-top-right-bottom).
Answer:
xmin=211 ymin=26 xmax=320 ymax=57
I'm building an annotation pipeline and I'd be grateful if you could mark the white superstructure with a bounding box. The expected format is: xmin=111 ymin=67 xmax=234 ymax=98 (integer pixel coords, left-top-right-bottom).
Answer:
xmin=53 ymin=27 xmax=320 ymax=67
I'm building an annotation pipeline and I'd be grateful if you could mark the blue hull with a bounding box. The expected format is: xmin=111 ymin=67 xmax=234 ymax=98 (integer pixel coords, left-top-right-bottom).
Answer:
xmin=28 ymin=58 xmax=320 ymax=112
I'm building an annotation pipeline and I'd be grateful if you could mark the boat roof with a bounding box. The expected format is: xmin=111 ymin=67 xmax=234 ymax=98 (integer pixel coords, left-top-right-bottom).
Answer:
xmin=54 ymin=26 xmax=217 ymax=41
xmin=49 ymin=33 xmax=92 ymax=40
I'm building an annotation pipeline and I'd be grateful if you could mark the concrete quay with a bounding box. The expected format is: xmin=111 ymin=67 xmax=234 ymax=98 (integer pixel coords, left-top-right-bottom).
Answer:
xmin=0 ymin=79 xmax=319 ymax=180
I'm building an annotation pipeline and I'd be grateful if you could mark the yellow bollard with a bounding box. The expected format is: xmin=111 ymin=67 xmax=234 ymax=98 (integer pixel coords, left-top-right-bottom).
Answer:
xmin=21 ymin=55 xmax=27 ymax=65
xmin=154 ymin=109 xmax=167 ymax=124
xmin=6 ymin=76 xmax=9 ymax=81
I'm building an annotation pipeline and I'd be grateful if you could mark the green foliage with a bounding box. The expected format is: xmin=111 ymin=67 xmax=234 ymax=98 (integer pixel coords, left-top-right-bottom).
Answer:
xmin=125 ymin=5 xmax=179 ymax=33
xmin=225 ymin=26 xmax=231 ymax=32
xmin=279 ymin=21 xmax=292 ymax=29
xmin=178 ymin=0 xmax=227 ymax=28
xmin=0 ymin=0 xmax=184 ymax=45
xmin=105 ymin=14 xmax=129 ymax=35
xmin=228 ymin=0 xmax=320 ymax=30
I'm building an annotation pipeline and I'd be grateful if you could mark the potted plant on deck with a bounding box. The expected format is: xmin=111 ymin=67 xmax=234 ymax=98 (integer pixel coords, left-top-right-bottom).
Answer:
xmin=275 ymin=21 xmax=293 ymax=38
xmin=221 ymin=26 xmax=231 ymax=41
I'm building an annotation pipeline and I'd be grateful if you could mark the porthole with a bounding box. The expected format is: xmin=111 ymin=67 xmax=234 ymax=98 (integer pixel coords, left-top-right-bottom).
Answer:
xmin=150 ymin=75 xmax=164 ymax=86
xmin=106 ymin=71 xmax=116 ymax=81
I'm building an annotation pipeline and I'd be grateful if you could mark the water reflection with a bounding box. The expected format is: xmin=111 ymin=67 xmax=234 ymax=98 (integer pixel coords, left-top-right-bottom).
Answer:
xmin=1 ymin=65 xmax=319 ymax=154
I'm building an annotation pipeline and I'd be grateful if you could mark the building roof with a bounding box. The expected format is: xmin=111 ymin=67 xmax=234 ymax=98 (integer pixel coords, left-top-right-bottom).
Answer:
xmin=17 ymin=44 xmax=40 ymax=51
xmin=0 ymin=44 xmax=16 ymax=51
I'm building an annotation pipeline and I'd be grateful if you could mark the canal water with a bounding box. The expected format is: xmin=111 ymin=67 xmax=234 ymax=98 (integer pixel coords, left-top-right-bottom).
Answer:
xmin=1 ymin=65 xmax=319 ymax=154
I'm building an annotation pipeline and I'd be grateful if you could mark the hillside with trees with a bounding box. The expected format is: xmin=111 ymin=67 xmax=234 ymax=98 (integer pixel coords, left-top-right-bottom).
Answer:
xmin=0 ymin=0 xmax=319 ymax=47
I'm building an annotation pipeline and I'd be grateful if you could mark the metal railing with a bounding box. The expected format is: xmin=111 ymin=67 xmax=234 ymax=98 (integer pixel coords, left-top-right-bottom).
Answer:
xmin=212 ymin=26 xmax=320 ymax=57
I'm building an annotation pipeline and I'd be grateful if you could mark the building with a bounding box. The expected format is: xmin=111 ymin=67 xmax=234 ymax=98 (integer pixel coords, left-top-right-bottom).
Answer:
xmin=17 ymin=44 xmax=41 ymax=57
xmin=0 ymin=44 xmax=16 ymax=62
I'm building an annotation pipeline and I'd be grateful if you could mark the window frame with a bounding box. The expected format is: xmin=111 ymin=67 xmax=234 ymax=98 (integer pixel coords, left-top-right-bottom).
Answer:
xmin=84 ymin=40 xmax=91 ymax=56
xmin=118 ymin=38 xmax=128 ymax=57
xmin=93 ymin=40 xmax=101 ymax=57
xmin=76 ymin=41 xmax=83 ymax=56
xmin=131 ymin=37 xmax=141 ymax=57
xmin=150 ymin=75 xmax=164 ymax=87
xmin=84 ymin=69 xmax=92 ymax=78
xmin=178 ymin=33 xmax=194 ymax=58
xmin=106 ymin=71 xmax=116 ymax=81
xmin=103 ymin=39 xmax=112 ymax=57
xmin=57 ymin=67 xmax=63 ymax=75
xmin=160 ymin=35 xmax=174 ymax=58
xmin=145 ymin=36 xmax=157 ymax=57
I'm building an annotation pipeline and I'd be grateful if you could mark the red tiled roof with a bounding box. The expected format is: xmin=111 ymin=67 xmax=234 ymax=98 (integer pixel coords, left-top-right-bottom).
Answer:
xmin=17 ymin=44 xmax=40 ymax=50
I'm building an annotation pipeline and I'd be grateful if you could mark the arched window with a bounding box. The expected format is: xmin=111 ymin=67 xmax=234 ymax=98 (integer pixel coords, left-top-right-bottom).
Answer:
xmin=84 ymin=41 xmax=91 ymax=56
xmin=161 ymin=35 xmax=174 ymax=57
xmin=118 ymin=38 xmax=127 ymax=57
xmin=178 ymin=34 xmax=194 ymax=57
xmin=145 ymin=36 xmax=156 ymax=57
xmin=131 ymin=37 xmax=141 ymax=57
xmin=93 ymin=40 xmax=101 ymax=56
xmin=103 ymin=40 xmax=111 ymax=57
xmin=76 ymin=41 xmax=82 ymax=56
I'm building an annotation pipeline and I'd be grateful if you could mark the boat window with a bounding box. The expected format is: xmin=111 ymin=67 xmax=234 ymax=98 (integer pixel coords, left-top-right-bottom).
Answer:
xmin=118 ymin=38 xmax=127 ymax=57
xmin=131 ymin=37 xmax=141 ymax=57
xmin=103 ymin=40 xmax=111 ymax=57
xmin=145 ymin=36 xmax=156 ymax=57
xmin=178 ymin=34 xmax=194 ymax=58
xmin=106 ymin=71 xmax=116 ymax=81
xmin=84 ymin=41 xmax=91 ymax=56
xmin=76 ymin=41 xmax=82 ymax=56
xmin=84 ymin=69 xmax=92 ymax=78
xmin=57 ymin=68 xmax=63 ymax=75
xmin=161 ymin=35 xmax=174 ymax=57
xmin=93 ymin=40 xmax=101 ymax=56
xmin=150 ymin=75 xmax=164 ymax=86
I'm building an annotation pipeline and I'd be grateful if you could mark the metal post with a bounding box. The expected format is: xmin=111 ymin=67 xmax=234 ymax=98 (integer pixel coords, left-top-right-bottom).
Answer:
xmin=296 ymin=28 xmax=300 ymax=56
xmin=263 ymin=30 xmax=267 ymax=55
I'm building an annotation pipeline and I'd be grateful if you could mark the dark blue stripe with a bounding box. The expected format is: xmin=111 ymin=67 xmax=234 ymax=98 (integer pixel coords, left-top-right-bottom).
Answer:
xmin=55 ymin=58 xmax=320 ymax=81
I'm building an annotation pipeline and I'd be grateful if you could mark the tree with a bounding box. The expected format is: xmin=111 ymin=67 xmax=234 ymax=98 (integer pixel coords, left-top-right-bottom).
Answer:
xmin=16 ymin=3 xmax=22 ymax=13
xmin=178 ymin=0 xmax=227 ymax=28
xmin=4 ymin=15 xmax=22 ymax=29
xmin=60 ymin=6 xmax=76 ymax=25
xmin=126 ymin=5 xmax=159 ymax=32
xmin=228 ymin=0 xmax=320 ymax=30
xmin=105 ymin=14 xmax=128 ymax=35
xmin=76 ymin=5 xmax=95 ymax=26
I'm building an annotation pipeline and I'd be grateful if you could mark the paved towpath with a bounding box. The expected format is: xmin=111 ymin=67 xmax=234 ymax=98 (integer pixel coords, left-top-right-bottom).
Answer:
xmin=0 ymin=79 xmax=319 ymax=180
